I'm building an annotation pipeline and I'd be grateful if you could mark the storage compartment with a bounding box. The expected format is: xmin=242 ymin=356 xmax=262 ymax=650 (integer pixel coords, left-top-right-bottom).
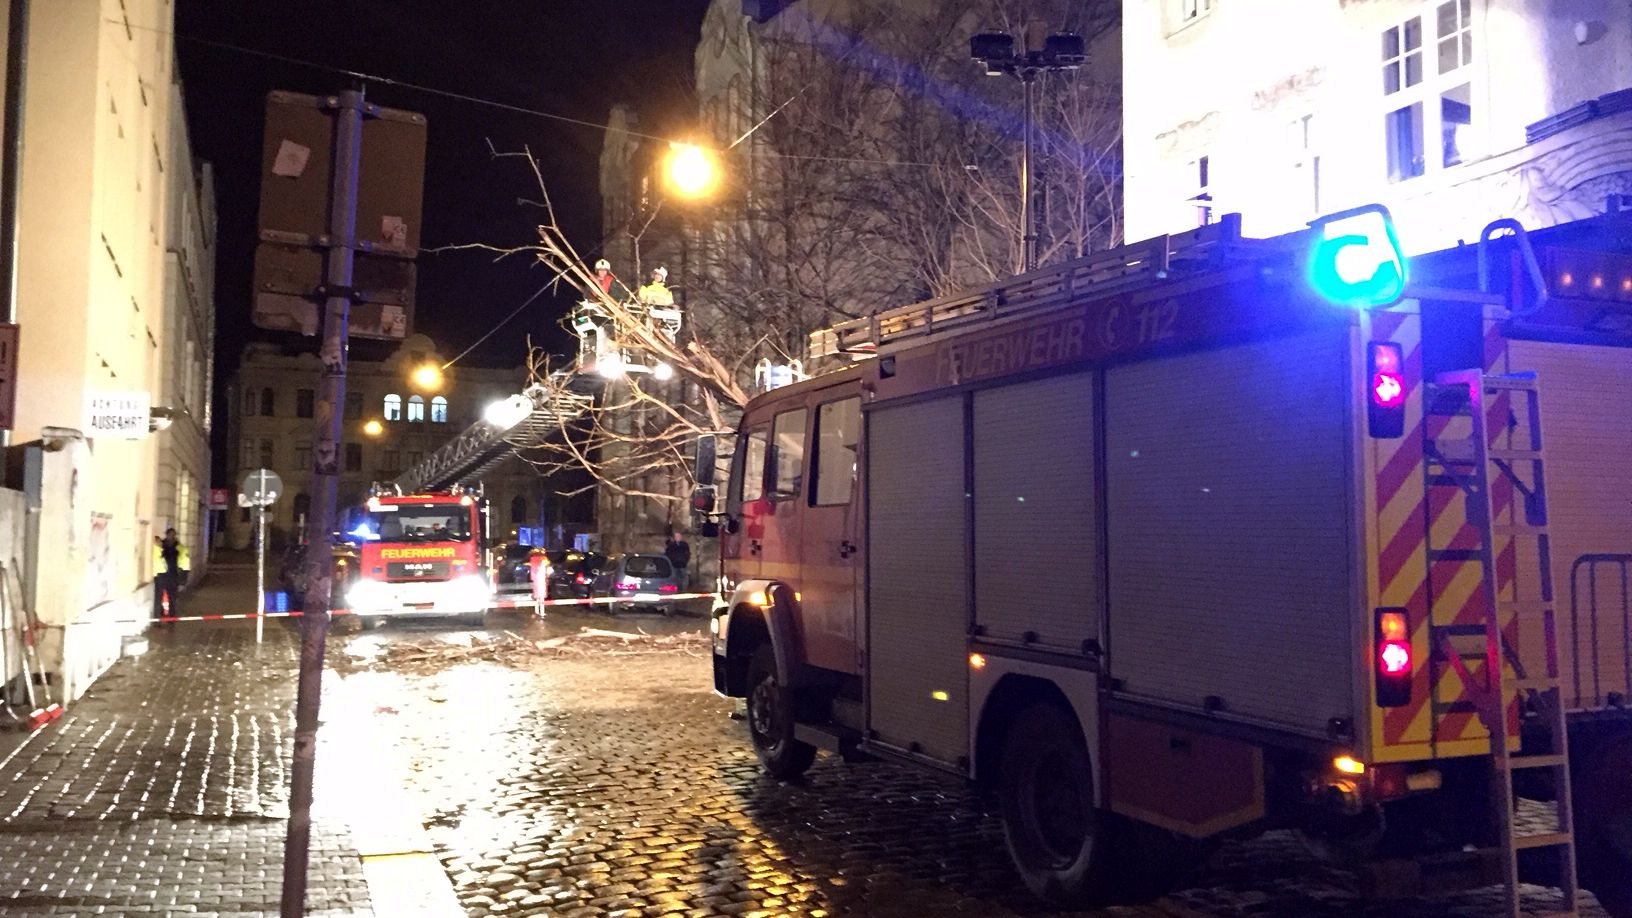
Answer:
xmin=972 ymin=371 xmax=1100 ymax=651
xmin=866 ymin=396 xmax=970 ymax=764
xmin=1104 ymin=329 xmax=1356 ymax=734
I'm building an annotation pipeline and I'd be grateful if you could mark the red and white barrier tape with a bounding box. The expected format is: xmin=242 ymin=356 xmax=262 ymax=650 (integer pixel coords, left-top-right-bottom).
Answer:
xmin=63 ymin=591 xmax=717 ymax=626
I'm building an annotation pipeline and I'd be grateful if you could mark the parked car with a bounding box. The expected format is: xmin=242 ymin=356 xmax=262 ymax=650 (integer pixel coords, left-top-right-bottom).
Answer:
xmin=547 ymin=550 xmax=608 ymax=600
xmin=590 ymin=553 xmax=683 ymax=613
xmin=493 ymin=543 xmax=536 ymax=594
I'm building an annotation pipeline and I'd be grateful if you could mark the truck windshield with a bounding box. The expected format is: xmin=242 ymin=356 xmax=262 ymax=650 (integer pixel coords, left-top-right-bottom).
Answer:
xmin=356 ymin=503 xmax=473 ymax=542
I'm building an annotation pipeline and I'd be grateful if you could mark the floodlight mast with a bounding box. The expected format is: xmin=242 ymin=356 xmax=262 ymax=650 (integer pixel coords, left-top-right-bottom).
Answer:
xmin=970 ymin=28 xmax=1087 ymax=274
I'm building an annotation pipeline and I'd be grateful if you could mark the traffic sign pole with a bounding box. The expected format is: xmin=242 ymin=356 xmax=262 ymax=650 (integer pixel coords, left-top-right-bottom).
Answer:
xmin=282 ymin=87 xmax=363 ymax=918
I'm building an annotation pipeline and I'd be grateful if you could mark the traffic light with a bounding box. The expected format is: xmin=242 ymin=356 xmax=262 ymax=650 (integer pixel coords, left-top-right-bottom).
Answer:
xmin=1367 ymin=341 xmax=1407 ymax=438
xmin=1307 ymin=204 xmax=1407 ymax=308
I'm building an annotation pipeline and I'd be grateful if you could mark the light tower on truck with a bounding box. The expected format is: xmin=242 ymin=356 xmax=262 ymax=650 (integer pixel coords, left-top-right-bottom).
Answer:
xmin=970 ymin=26 xmax=1086 ymax=274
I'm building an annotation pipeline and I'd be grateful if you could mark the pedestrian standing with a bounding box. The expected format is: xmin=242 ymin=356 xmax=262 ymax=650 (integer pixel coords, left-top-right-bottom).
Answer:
xmin=664 ymin=532 xmax=691 ymax=589
xmin=155 ymin=528 xmax=183 ymax=621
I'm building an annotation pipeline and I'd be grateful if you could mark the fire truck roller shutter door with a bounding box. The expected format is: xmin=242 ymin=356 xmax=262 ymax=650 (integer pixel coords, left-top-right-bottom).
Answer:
xmin=867 ymin=395 xmax=970 ymax=766
xmin=973 ymin=371 xmax=1100 ymax=650
xmin=1104 ymin=327 xmax=1355 ymax=735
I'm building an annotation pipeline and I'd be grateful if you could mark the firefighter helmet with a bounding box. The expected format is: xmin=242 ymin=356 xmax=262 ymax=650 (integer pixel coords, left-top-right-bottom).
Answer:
xmin=594 ymin=258 xmax=610 ymax=271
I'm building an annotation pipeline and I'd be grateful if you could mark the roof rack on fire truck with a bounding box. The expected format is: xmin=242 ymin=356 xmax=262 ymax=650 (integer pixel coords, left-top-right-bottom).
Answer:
xmin=394 ymin=383 xmax=592 ymax=494
xmin=808 ymin=213 xmax=1275 ymax=360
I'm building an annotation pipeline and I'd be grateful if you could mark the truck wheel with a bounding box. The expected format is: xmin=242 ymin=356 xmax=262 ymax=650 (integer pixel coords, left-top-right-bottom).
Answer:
xmin=746 ymin=644 xmax=816 ymax=779
xmin=998 ymin=703 xmax=1110 ymax=907
xmin=460 ymin=609 xmax=488 ymax=628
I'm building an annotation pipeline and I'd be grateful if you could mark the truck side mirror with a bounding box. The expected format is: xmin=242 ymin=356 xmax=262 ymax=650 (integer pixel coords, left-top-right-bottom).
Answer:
xmin=699 ymin=521 xmax=720 ymax=538
xmin=694 ymin=434 xmax=717 ymax=486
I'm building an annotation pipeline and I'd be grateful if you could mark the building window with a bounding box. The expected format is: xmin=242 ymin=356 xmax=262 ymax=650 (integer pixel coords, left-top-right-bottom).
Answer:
xmin=242 ymin=388 xmax=256 ymax=417
xmin=260 ymin=388 xmax=275 ymax=416
xmin=295 ymin=442 xmax=311 ymax=470
xmin=240 ymin=438 xmax=256 ymax=468
xmin=1386 ymin=103 xmax=1425 ymax=182
xmin=345 ymin=392 xmax=363 ymax=421
xmin=1382 ymin=17 xmax=1423 ymax=97
xmin=260 ymin=438 xmax=275 ymax=469
xmin=345 ymin=443 xmax=362 ymax=472
xmin=1289 ymin=114 xmax=1320 ymax=218
xmin=511 ymin=496 xmax=526 ymax=524
xmin=1383 ymin=8 xmax=1473 ymax=182
xmin=383 ymin=394 xmax=402 ymax=421
xmin=1177 ymin=0 xmax=1213 ymax=25
xmin=407 ymin=395 xmax=425 ymax=422
xmin=381 ymin=449 xmax=401 ymax=472
xmin=1442 ymin=84 xmax=1472 ymax=167
xmin=293 ymin=493 xmax=311 ymax=526
xmin=1437 ymin=0 xmax=1472 ymax=75
xmin=431 ymin=396 xmax=448 ymax=423
xmin=296 ymin=388 xmax=315 ymax=418
xmin=1187 ymin=155 xmax=1214 ymax=226
xmin=407 ymin=451 xmax=422 ymax=468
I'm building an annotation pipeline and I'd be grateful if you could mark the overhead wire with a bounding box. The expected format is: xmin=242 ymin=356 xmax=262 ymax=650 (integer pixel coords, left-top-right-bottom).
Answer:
xmin=118 ymin=17 xmax=943 ymax=364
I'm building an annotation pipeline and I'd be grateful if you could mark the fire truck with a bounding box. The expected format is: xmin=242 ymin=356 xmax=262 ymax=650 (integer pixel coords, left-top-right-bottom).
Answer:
xmin=694 ymin=205 xmax=1632 ymax=913
xmin=342 ymin=485 xmax=494 ymax=626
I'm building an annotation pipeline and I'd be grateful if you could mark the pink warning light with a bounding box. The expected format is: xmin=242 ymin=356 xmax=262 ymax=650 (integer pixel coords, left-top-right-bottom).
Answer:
xmin=1380 ymin=640 xmax=1412 ymax=675
xmin=1372 ymin=371 xmax=1405 ymax=408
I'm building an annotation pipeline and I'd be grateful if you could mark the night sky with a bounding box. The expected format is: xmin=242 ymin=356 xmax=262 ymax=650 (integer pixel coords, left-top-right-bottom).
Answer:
xmin=174 ymin=0 xmax=711 ymax=478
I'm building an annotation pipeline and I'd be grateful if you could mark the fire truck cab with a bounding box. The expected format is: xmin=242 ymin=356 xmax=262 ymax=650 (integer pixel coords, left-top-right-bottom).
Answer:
xmin=700 ymin=206 xmax=1632 ymax=911
xmin=342 ymin=486 xmax=494 ymax=626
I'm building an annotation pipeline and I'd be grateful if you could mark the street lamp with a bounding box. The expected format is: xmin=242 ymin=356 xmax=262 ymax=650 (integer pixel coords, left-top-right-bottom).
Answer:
xmin=663 ymin=142 xmax=719 ymax=200
xmin=411 ymin=362 xmax=444 ymax=391
xmin=970 ymin=28 xmax=1087 ymax=274
xmin=362 ymin=419 xmax=384 ymax=437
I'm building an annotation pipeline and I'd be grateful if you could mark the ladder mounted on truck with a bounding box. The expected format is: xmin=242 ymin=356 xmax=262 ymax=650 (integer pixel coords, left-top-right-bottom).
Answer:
xmin=1424 ymin=370 xmax=1578 ymax=918
xmin=808 ymin=214 xmax=1272 ymax=360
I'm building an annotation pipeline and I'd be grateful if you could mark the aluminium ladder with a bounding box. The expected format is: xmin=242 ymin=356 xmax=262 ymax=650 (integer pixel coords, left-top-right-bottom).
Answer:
xmin=1424 ymin=370 xmax=1577 ymax=918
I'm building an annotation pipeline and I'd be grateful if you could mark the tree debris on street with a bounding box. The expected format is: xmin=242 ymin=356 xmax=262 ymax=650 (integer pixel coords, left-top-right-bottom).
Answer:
xmin=367 ymin=627 xmax=709 ymax=673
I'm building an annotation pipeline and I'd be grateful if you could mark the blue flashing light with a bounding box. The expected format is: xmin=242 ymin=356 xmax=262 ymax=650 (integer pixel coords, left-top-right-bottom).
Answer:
xmin=1306 ymin=204 xmax=1407 ymax=308
xmin=347 ymin=523 xmax=380 ymax=541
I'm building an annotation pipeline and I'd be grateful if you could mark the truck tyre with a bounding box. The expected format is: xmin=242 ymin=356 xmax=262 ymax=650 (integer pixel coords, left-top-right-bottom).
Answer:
xmin=746 ymin=644 xmax=816 ymax=779
xmin=998 ymin=703 xmax=1110 ymax=907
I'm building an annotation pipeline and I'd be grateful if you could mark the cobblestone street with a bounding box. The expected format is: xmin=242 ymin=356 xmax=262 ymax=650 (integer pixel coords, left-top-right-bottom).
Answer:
xmin=0 ymin=564 xmax=370 ymax=917
xmin=337 ymin=608 xmax=1605 ymax=918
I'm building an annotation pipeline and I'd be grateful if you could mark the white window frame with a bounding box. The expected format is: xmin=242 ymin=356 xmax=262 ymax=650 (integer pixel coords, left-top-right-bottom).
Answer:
xmin=1175 ymin=0 xmax=1213 ymax=29
xmin=1381 ymin=1 xmax=1479 ymax=184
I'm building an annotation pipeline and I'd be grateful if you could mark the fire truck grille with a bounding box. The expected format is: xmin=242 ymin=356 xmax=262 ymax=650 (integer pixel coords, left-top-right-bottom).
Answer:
xmin=387 ymin=561 xmax=451 ymax=580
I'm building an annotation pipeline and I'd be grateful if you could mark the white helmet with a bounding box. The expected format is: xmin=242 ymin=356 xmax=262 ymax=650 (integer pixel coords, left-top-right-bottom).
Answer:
xmin=594 ymin=258 xmax=610 ymax=271
xmin=653 ymin=266 xmax=668 ymax=281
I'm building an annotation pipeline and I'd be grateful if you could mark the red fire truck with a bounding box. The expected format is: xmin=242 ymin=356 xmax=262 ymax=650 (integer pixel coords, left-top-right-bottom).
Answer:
xmin=342 ymin=486 xmax=493 ymax=626
xmin=695 ymin=206 xmax=1632 ymax=912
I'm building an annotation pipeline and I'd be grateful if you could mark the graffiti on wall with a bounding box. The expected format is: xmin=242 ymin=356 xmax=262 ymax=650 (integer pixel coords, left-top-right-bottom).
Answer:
xmin=85 ymin=512 xmax=113 ymax=609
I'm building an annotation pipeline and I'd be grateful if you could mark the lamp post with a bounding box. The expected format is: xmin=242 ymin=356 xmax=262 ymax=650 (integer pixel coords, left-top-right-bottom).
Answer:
xmin=970 ymin=28 xmax=1086 ymax=274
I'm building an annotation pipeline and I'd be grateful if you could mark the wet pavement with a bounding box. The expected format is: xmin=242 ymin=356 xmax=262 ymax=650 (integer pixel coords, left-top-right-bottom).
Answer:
xmin=335 ymin=606 xmax=1606 ymax=918
xmin=0 ymin=563 xmax=371 ymax=916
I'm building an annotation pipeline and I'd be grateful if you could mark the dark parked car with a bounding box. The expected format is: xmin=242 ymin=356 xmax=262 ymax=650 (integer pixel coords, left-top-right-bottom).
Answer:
xmin=547 ymin=550 xmax=608 ymax=600
xmin=590 ymin=553 xmax=684 ymax=613
xmin=493 ymin=543 xmax=537 ymax=594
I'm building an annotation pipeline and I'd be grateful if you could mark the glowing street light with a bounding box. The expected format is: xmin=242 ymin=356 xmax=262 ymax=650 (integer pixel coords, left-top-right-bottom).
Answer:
xmin=362 ymin=419 xmax=384 ymax=437
xmin=664 ymin=142 xmax=719 ymax=200
xmin=411 ymin=362 xmax=444 ymax=391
